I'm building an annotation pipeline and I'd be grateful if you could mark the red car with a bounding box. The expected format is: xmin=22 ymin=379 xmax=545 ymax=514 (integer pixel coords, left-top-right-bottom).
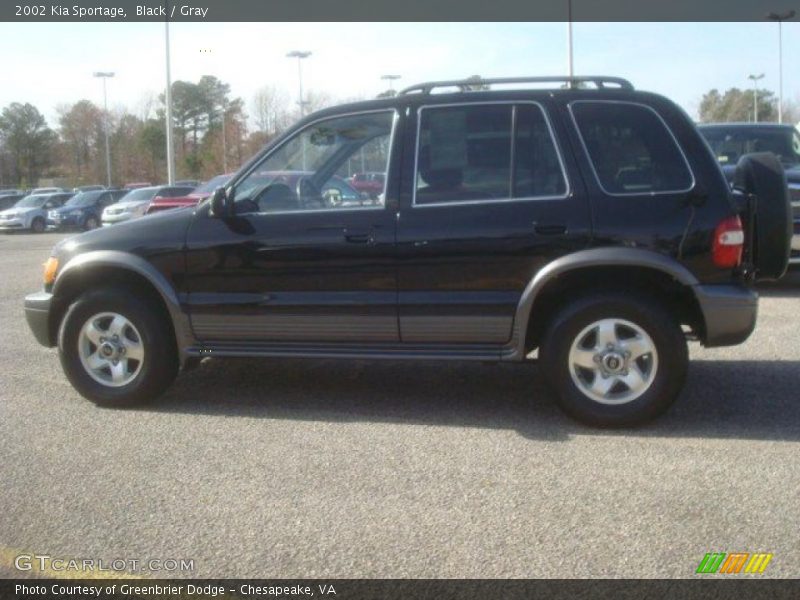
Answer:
xmin=349 ymin=172 xmax=385 ymax=198
xmin=146 ymin=174 xmax=233 ymax=214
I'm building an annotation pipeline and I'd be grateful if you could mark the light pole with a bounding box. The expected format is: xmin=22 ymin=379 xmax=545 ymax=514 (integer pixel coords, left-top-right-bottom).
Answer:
xmin=164 ymin=21 xmax=176 ymax=184
xmin=381 ymin=74 xmax=401 ymax=94
xmin=93 ymin=72 xmax=114 ymax=187
xmin=218 ymin=98 xmax=228 ymax=173
xmin=567 ymin=0 xmax=574 ymax=80
xmin=286 ymin=50 xmax=312 ymax=117
xmin=766 ymin=10 xmax=796 ymax=123
xmin=748 ymin=74 xmax=765 ymax=122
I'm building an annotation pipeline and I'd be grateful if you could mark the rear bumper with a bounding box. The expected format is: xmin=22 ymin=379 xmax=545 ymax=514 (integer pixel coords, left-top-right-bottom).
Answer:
xmin=694 ymin=284 xmax=757 ymax=347
xmin=24 ymin=291 xmax=55 ymax=347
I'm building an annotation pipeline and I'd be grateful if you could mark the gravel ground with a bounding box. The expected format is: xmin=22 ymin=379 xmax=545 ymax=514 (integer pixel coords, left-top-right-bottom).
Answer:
xmin=1 ymin=231 xmax=799 ymax=579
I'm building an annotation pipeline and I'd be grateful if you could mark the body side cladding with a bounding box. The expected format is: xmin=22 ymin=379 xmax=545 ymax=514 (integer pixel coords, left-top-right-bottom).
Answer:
xmin=52 ymin=250 xmax=195 ymax=361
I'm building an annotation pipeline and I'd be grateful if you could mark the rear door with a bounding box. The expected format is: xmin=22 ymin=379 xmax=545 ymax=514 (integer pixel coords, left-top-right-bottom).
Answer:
xmin=396 ymin=99 xmax=591 ymax=345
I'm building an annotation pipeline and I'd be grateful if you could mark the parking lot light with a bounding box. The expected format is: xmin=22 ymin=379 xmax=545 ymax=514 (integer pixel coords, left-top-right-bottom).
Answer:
xmin=747 ymin=73 xmax=764 ymax=122
xmin=766 ymin=10 xmax=796 ymax=123
xmin=286 ymin=50 xmax=312 ymax=117
xmin=92 ymin=71 xmax=114 ymax=187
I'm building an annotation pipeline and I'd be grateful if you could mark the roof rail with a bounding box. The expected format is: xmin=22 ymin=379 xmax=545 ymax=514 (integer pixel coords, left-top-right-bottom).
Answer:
xmin=398 ymin=76 xmax=634 ymax=95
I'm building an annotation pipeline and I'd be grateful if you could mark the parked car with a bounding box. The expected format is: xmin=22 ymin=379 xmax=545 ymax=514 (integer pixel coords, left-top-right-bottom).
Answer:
xmin=0 ymin=192 xmax=72 ymax=232
xmin=698 ymin=123 xmax=800 ymax=266
xmin=123 ymin=182 xmax=152 ymax=190
xmin=146 ymin=174 xmax=232 ymax=214
xmin=174 ymin=179 xmax=201 ymax=187
xmin=0 ymin=193 xmax=25 ymax=211
xmin=47 ymin=189 xmax=129 ymax=231
xmin=0 ymin=188 xmax=24 ymax=196
xmin=73 ymin=185 xmax=106 ymax=193
xmin=23 ymin=75 xmax=792 ymax=426
xmin=349 ymin=171 xmax=385 ymax=198
xmin=31 ymin=187 xmax=64 ymax=194
xmin=101 ymin=185 xmax=196 ymax=225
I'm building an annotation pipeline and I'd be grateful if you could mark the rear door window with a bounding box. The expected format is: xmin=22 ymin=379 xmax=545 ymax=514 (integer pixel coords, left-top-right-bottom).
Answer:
xmin=570 ymin=101 xmax=693 ymax=195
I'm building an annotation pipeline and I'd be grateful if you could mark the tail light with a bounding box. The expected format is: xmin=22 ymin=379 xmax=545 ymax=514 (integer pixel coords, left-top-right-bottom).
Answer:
xmin=712 ymin=215 xmax=744 ymax=268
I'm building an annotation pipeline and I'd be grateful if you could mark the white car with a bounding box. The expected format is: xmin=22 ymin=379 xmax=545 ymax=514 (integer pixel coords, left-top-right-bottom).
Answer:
xmin=0 ymin=193 xmax=70 ymax=233
xmin=101 ymin=187 xmax=159 ymax=225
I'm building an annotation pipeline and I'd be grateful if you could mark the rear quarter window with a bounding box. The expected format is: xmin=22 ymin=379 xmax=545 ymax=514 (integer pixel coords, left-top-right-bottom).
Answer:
xmin=570 ymin=101 xmax=693 ymax=195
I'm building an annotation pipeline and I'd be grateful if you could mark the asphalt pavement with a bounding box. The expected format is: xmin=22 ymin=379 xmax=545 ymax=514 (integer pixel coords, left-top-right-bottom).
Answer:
xmin=1 ymin=231 xmax=799 ymax=578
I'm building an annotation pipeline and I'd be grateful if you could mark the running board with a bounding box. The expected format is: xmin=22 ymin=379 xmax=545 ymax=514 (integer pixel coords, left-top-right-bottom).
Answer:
xmin=187 ymin=340 xmax=521 ymax=362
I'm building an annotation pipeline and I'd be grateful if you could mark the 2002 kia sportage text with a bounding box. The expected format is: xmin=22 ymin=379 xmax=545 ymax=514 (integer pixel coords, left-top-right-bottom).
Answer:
xmin=23 ymin=76 xmax=792 ymax=426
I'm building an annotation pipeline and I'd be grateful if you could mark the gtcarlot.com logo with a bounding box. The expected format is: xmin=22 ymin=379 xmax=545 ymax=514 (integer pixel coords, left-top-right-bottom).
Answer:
xmin=14 ymin=553 xmax=194 ymax=574
xmin=696 ymin=552 xmax=773 ymax=574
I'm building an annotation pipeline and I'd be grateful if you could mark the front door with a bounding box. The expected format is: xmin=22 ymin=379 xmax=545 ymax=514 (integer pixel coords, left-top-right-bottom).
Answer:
xmin=184 ymin=109 xmax=400 ymax=345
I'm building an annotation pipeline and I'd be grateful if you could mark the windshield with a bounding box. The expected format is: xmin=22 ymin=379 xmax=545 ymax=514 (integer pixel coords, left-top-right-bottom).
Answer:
xmin=119 ymin=187 xmax=157 ymax=202
xmin=65 ymin=191 xmax=102 ymax=207
xmin=194 ymin=175 xmax=231 ymax=195
xmin=14 ymin=195 xmax=48 ymax=208
xmin=700 ymin=126 xmax=800 ymax=167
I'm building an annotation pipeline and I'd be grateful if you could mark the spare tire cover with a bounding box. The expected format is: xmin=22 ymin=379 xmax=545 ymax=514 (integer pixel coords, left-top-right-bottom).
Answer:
xmin=733 ymin=152 xmax=791 ymax=280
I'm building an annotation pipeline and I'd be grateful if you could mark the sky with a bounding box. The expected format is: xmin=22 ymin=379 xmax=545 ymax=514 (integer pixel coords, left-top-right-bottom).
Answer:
xmin=0 ymin=21 xmax=798 ymax=126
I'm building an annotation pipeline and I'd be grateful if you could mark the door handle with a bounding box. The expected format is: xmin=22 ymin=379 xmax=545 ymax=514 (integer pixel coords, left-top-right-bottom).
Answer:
xmin=344 ymin=230 xmax=373 ymax=244
xmin=534 ymin=224 xmax=567 ymax=235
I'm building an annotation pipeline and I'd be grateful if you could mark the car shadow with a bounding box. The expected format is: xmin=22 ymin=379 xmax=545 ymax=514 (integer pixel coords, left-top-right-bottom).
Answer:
xmin=148 ymin=356 xmax=800 ymax=442
xmin=757 ymin=269 xmax=800 ymax=297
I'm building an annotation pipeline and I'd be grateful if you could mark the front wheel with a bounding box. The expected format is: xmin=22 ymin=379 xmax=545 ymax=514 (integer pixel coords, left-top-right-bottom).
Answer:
xmin=84 ymin=216 xmax=99 ymax=230
xmin=58 ymin=287 xmax=178 ymax=407
xmin=31 ymin=217 xmax=45 ymax=233
xmin=539 ymin=292 xmax=688 ymax=427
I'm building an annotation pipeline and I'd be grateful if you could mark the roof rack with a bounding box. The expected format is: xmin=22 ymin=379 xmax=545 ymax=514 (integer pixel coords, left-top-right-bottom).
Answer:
xmin=398 ymin=76 xmax=634 ymax=95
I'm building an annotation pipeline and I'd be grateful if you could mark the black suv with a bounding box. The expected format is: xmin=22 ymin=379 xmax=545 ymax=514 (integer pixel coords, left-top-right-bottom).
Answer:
xmin=23 ymin=76 xmax=792 ymax=426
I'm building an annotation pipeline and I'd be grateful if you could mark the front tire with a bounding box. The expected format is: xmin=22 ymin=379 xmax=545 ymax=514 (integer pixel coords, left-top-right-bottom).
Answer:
xmin=84 ymin=216 xmax=99 ymax=230
xmin=58 ymin=287 xmax=178 ymax=407
xmin=31 ymin=217 xmax=45 ymax=233
xmin=539 ymin=292 xmax=688 ymax=427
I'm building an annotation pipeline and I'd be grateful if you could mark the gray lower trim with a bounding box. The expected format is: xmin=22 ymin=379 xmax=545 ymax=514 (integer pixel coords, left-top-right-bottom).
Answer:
xmin=509 ymin=247 xmax=701 ymax=360
xmin=24 ymin=291 xmax=53 ymax=347
xmin=53 ymin=251 xmax=194 ymax=360
xmin=192 ymin=314 xmax=398 ymax=342
xmin=400 ymin=315 xmax=512 ymax=343
xmin=694 ymin=284 xmax=758 ymax=347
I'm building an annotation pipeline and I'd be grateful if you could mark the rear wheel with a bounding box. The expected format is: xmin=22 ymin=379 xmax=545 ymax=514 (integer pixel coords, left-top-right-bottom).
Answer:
xmin=31 ymin=217 xmax=45 ymax=233
xmin=84 ymin=216 xmax=99 ymax=230
xmin=540 ymin=292 xmax=688 ymax=427
xmin=58 ymin=287 xmax=178 ymax=407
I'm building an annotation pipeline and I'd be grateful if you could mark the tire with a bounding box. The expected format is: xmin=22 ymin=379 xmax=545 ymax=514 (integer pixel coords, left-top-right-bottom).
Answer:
xmin=734 ymin=152 xmax=792 ymax=280
xmin=84 ymin=216 xmax=99 ymax=230
xmin=57 ymin=287 xmax=178 ymax=407
xmin=31 ymin=217 xmax=45 ymax=233
xmin=539 ymin=291 xmax=688 ymax=427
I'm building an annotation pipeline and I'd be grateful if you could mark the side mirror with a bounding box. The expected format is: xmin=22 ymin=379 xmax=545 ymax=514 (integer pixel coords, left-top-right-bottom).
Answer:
xmin=209 ymin=187 xmax=230 ymax=217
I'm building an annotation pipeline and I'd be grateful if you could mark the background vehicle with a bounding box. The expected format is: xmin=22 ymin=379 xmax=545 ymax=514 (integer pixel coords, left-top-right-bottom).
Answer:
xmin=0 ymin=192 xmax=72 ymax=232
xmin=101 ymin=185 xmax=196 ymax=225
xmin=31 ymin=187 xmax=64 ymax=194
xmin=24 ymin=76 xmax=791 ymax=427
xmin=349 ymin=171 xmax=385 ymax=198
xmin=174 ymin=179 xmax=201 ymax=187
xmin=0 ymin=193 xmax=25 ymax=211
xmin=146 ymin=174 xmax=232 ymax=214
xmin=73 ymin=185 xmax=106 ymax=193
xmin=698 ymin=123 xmax=800 ymax=266
xmin=122 ymin=182 xmax=152 ymax=190
xmin=47 ymin=189 xmax=128 ymax=231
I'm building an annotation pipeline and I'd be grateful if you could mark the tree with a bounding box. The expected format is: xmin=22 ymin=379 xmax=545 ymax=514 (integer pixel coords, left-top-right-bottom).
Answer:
xmin=0 ymin=102 xmax=56 ymax=185
xmin=138 ymin=118 xmax=166 ymax=182
xmin=252 ymin=85 xmax=291 ymax=136
xmin=698 ymin=87 xmax=777 ymax=123
xmin=57 ymin=100 xmax=104 ymax=184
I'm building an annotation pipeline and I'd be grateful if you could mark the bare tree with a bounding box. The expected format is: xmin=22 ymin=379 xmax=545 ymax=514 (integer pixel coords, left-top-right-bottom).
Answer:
xmin=251 ymin=85 xmax=291 ymax=135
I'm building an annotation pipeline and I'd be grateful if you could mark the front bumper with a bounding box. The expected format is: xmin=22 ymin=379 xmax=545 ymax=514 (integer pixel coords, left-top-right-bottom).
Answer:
xmin=0 ymin=218 xmax=25 ymax=230
xmin=24 ymin=291 xmax=55 ymax=347
xmin=694 ymin=284 xmax=758 ymax=347
xmin=101 ymin=213 xmax=133 ymax=225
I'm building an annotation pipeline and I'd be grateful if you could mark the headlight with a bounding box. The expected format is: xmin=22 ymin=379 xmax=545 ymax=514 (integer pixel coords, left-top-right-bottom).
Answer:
xmin=43 ymin=257 xmax=58 ymax=285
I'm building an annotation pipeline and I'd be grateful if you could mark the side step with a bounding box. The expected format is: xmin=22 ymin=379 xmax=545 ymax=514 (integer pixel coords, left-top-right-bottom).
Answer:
xmin=186 ymin=340 xmax=521 ymax=362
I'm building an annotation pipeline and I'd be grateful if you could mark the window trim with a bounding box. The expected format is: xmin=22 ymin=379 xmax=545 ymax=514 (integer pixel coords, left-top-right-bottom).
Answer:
xmin=230 ymin=108 xmax=398 ymax=216
xmin=412 ymin=100 xmax=571 ymax=209
xmin=568 ymin=99 xmax=696 ymax=197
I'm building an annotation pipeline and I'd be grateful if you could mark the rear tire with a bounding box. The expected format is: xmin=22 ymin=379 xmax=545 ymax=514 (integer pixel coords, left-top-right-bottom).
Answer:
xmin=539 ymin=292 xmax=687 ymax=427
xmin=58 ymin=287 xmax=178 ymax=407
xmin=84 ymin=216 xmax=99 ymax=230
